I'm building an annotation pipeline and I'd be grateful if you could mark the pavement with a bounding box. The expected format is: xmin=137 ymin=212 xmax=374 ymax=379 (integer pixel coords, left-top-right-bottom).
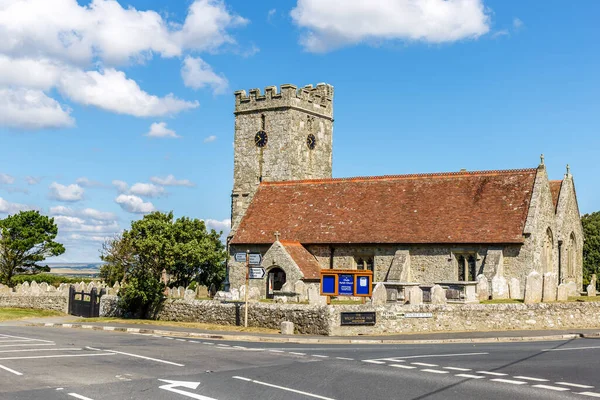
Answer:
xmin=9 ymin=315 xmax=600 ymax=344
xmin=0 ymin=320 xmax=599 ymax=400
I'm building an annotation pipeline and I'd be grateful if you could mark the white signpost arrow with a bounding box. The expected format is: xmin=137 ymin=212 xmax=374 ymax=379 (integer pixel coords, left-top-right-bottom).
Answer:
xmin=249 ymin=267 xmax=266 ymax=279
xmin=158 ymin=379 xmax=218 ymax=400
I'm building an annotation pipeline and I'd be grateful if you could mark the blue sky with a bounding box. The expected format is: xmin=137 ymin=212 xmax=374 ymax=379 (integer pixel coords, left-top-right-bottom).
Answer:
xmin=0 ymin=0 xmax=598 ymax=262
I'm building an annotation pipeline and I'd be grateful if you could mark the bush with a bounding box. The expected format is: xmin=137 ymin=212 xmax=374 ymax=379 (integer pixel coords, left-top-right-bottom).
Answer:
xmin=10 ymin=274 xmax=94 ymax=287
xmin=117 ymin=271 xmax=164 ymax=319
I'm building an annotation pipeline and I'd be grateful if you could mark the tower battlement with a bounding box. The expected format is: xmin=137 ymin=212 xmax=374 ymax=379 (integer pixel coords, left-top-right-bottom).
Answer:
xmin=234 ymin=83 xmax=334 ymax=118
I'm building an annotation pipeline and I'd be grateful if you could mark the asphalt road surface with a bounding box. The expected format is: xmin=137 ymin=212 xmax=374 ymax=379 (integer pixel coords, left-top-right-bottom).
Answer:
xmin=0 ymin=326 xmax=599 ymax=400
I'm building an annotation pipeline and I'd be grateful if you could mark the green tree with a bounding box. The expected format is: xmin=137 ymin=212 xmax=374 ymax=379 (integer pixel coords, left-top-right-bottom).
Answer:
xmin=582 ymin=212 xmax=600 ymax=286
xmin=0 ymin=211 xmax=65 ymax=286
xmin=102 ymin=211 xmax=227 ymax=317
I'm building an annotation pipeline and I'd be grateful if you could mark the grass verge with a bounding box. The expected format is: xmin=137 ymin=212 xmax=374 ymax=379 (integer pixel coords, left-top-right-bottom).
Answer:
xmin=480 ymin=299 xmax=524 ymax=304
xmin=77 ymin=317 xmax=280 ymax=334
xmin=0 ymin=308 xmax=65 ymax=321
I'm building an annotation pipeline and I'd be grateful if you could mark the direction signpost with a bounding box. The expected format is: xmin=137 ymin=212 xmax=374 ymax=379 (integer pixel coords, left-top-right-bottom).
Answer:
xmin=249 ymin=267 xmax=266 ymax=279
xmin=242 ymin=251 xmax=263 ymax=327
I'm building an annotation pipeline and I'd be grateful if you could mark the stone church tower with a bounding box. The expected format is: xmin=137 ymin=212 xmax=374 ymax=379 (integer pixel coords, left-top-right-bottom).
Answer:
xmin=230 ymin=83 xmax=334 ymax=235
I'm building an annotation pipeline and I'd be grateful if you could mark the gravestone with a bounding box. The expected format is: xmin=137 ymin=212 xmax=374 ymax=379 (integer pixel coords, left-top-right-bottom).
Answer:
xmin=509 ymin=278 xmax=521 ymax=300
xmin=587 ymin=274 xmax=597 ymax=297
xmin=565 ymin=281 xmax=579 ymax=297
xmin=431 ymin=285 xmax=446 ymax=305
xmin=196 ymin=285 xmax=209 ymax=298
xmin=230 ymin=288 xmax=240 ymax=301
xmin=294 ymin=281 xmax=307 ymax=302
xmin=239 ymin=285 xmax=246 ymax=300
xmin=308 ymin=286 xmax=326 ymax=305
xmin=184 ymin=289 xmax=196 ymax=301
xmin=30 ymin=281 xmax=41 ymax=296
xmin=524 ymin=271 xmax=543 ymax=304
xmin=209 ymin=283 xmax=217 ymax=298
xmin=178 ymin=286 xmax=186 ymax=298
xmin=557 ymin=283 xmax=569 ymax=301
xmin=280 ymin=281 xmax=293 ymax=293
xmin=476 ymin=275 xmax=489 ymax=301
xmin=371 ymin=282 xmax=387 ymax=305
xmin=406 ymin=286 xmax=423 ymax=305
xmin=491 ymin=276 xmax=509 ymax=300
xmin=0 ymin=284 xmax=10 ymax=295
xmin=47 ymin=285 xmax=57 ymax=293
xmin=39 ymin=282 xmax=49 ymax=293
xmin=248 ymin=287 xmax=261 ymax=301
xmin=542 ymin=272 xmax=558 ymax=302
xmin=386 ymin=288 xmax=398 ymax=302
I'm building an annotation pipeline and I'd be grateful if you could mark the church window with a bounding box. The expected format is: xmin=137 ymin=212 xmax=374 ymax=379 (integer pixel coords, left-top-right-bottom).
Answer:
xmin=456 ymin=253 xmax=477 ymax=281
xmin=543 ymin=228 xmax=554 ymax=273
xmin=261 ymin=114 xmax=266 ymax=130
xmin=355 ymin=256 xmax=374 ymax=272
xmin=567 ymin=232 xmax=576 ymax=278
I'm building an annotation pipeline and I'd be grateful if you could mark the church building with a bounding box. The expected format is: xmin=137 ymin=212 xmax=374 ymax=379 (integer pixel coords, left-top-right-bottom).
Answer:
xmin=226 ymin=83 xmax=583 ymax=299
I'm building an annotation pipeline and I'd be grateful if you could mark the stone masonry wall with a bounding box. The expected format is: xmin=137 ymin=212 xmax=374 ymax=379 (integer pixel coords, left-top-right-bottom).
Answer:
xmin=0 ymin=295 xmax=68 ymax=313
xmin=555 ymin=174 xmax=584 ymax=288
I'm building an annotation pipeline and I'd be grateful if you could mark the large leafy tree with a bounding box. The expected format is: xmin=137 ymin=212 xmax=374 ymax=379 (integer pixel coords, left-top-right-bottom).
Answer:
xmin=101 ymin=211 xmax=226 ymax=317
xmin=582 ymin=212 xmax=600 ymax=286
xmin=0 ymin=211 xmax=65 ymax=286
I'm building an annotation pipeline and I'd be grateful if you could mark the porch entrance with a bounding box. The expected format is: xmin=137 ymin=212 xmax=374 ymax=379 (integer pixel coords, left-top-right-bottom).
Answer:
xmin=266 ymin=267 xmax=286 ymax=299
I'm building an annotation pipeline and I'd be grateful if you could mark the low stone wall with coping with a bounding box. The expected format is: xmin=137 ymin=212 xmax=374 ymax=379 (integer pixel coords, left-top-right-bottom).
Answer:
xmin=0 ymin=295 xmax=68 ymax=313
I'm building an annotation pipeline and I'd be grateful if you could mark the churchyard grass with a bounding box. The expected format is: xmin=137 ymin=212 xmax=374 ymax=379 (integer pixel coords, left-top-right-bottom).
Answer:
xmin=570 ymin=296 xmax=600 ymax=302
xmin=77 ymin=317 xmax=279 ymax=334
xmin=0 ymin=308 xmax=65 ymax=321
xmin=480 ymin=299 xmax=524 ymax=304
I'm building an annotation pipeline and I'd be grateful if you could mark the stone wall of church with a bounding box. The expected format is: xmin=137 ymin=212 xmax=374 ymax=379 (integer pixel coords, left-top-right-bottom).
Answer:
xmin=555 ymin=176 xmax=584 ymax=288
xmin=227 ymin=244 xmax=270 ymax=292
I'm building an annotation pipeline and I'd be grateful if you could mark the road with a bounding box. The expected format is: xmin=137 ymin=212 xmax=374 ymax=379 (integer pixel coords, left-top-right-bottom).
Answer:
xmin=0 ymin=326 xmax=598 ymax=400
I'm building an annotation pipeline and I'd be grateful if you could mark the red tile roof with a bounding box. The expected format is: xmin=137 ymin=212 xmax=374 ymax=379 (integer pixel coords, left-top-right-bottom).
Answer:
xmin=549 ymin=180 xmax=563 ymax=212
xmin=280 ymin=241 xmax=321 ymax=280
xmin=231 ymin=168 xmax=538 ymax=245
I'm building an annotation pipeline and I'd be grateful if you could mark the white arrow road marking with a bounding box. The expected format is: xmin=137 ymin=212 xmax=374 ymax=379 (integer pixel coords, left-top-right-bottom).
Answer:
xmin=579 ymin=392 xmax=600 ymax=398
xmin=233 ymin=376 xmax=336 ymax=400
xmin=158 ymin=379 xmax=218 ymax=400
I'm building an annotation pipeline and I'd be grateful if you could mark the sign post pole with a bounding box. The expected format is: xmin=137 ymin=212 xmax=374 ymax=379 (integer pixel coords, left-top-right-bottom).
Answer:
xmin=244 ymin=249 xmax=249 ymax=328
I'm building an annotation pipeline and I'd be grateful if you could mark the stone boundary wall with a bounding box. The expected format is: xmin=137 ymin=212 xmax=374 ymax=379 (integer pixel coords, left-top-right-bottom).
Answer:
xmin=0 ymin=295 xmax=68 ymax=313
xmin=100 ymin=296 xmax=600 ymax=336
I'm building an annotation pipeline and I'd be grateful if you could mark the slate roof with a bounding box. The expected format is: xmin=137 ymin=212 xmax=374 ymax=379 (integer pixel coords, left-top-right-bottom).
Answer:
xmin=280 ymin=241 xmax=321 ymax=280
xmin=549 ymin=180 xmax=563 ymax=212
xmin=231 ymin=168 xmax=539 ymax=245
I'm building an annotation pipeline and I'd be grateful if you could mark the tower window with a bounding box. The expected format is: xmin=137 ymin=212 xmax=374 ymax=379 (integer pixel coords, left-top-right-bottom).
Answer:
xmin=261 ymin=114 xmax=266 ymax=130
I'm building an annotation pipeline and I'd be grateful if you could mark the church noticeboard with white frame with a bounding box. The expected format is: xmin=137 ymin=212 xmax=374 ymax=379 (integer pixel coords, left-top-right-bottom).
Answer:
xmin=320 ymin=269 xmax=373 ymax=297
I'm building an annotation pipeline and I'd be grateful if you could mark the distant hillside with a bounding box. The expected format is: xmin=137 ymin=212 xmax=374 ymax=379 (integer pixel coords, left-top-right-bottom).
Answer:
xmin=46 ymin=263 xmax=103 ymax=277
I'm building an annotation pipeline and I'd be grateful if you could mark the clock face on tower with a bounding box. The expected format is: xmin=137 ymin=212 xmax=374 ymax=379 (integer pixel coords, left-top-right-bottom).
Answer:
xmin=306 ymin=133 xmax=316 ymax=150
xmin=254 ymin=130 xmax=268 ymax=147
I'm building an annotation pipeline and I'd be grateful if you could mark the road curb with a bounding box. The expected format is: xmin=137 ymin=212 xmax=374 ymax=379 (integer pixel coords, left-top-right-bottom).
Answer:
xmin=28 ymin=322 xmax=599 ymax=345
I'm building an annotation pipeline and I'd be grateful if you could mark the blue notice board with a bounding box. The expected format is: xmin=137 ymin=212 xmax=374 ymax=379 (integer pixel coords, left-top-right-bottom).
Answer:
xmin=322 ymin=275 xmax=336 ymax=295
xmin=338 ymin=274 xmax=354 ymax=296
xmin=355 ymin=275 xmax=371 ymax=295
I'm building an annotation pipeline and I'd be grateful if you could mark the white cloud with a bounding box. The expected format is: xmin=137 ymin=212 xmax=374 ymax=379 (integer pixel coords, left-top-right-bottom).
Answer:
xmin=115 ymin=194 xmax=156 ymax=214
xmin=181 ymin=56 xmax=229 ymax=94
xmin=205 ymin=218 xmax=231 ymax=233
xmin=50 ymin=206 xmax=117 ymax=222
xmin=0 ymin=88 xmax=74 ymax=129
xmin=145 ymin=122 xmax=180 ymax=138
xmin=492 ymin=29 xmax=509 ymax=39
xmin=0 ymin=0 xmax=248 ymax=129
xmin=26 ymin=176 xmax=42 ymax=185
xmin=0 ymin=173 xmax=14 ymax=184
xmin=290 ymin=0 xmax=490 ymax=52
xmin=59 ymin=68 xmax=198 ymax=117
xmin=150 ymin=175 xmax=195 ymax=187
xmin=48 ymin=182 xmax=84 ymax=202
xmin=0 ymin=197 xmax=31 ymax=214
xmin=268 ymin=9 xmax=277 ymax=21
xmin=204 ymin=135 xmax=217 ymax=143
xmin=76 ymin=177 xmax=103 ymax=188
xmin=129 ymin=183 xmax=165 ymax=198
xmin=513 ymin=17 xmax=524 ymax=30
xmin=112 ymin=180 xmax=129 ymax=193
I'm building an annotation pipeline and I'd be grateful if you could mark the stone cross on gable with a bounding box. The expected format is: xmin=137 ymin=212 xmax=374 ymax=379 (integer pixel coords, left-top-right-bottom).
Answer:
xmin=566 ymin=164 xmax=571 ymax=175
xmin=540 ymin=154 xmax=545 ymax=165
xmin=274 ymin=231 xmax=281 ymax=241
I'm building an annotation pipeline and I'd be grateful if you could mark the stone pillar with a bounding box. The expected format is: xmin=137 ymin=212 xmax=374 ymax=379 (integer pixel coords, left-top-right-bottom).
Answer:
xmin=524 ymin=271 xmax=543 ymax=304
xmin=280 ymin=321 xmax=294 ymax=335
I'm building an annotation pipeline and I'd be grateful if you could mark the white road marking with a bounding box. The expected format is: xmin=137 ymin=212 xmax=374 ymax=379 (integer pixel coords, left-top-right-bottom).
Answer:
xmin=444 ymin=367 xmax=471 ymax=371
xmin=176 ymin=339 xmax=186 ymax=342
xmin=556 ymin=382 xmax=594 ymax=389
xmin=490 ymin=379 xmax=527 ymax=385
xmin=380 ymin=352 xmax=488 ymax=362
xmin=268 ymin=350 xmax=284 ymax=353
xmin=217 ymin=344 xmax=230 ymax=347
xmin=312 ymin=355 xmax=329 ymax=358
xmin=158 ymin=379 xmax=217 ymax=400
xmin=411 ymin=362 xmax=438 ymax=367
xmin=0 ymin=334 xmax=53 ymax=343
xmin=189 ymin=341 xmax=200 ymax=343
xmin=514 ymin=376 xmax=549 ymax=382
xmin=336 ymin=357 xmax=354 ymax=361
xmin=289 ymin=352 xmax=306 ymax=356
xmin=203 ymin=342 xmax=214 ymax=345
xmin=0 ymin=343 xmax=54 ymax=348
xmin=164 ymin=337 xmax=174 ymax=340
xmin=579 ymin=392 xmax=600 ymax=398
xmin=68 ymin=394 xmax=94 ymax=400
xmin=0 ymin=339 xmax=42 ymax=343
xmin=477 ymin=371 xmax=508 ymax=376
xmin=233 ymin=376 xmax=336 ymax=400
xmin=233 ymin=346 xmax=246 ymax=349
xmin=421 ymin=369 xmax=449 ymax=374
xmin=0 ymin=364 xmax=22 ymax=376
xmin=0 ymin=348 xmax=81 ymax=354
xmin=533 ymin=384 xmax=570 ymax=391
xmin=543 ymin=346 xmax=600 ymax=352
xmin=0 ymin=353 xmax=114 ymax=361
xmin=390 ymin=364 xmax=416 ymax=369
xmin=362 ymin=360 xmax=386 ymax=364
xmin=104 ymin=350 xmax=184 ymax=366
xmin=456 ymin=374 xmax=485 ymax=379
